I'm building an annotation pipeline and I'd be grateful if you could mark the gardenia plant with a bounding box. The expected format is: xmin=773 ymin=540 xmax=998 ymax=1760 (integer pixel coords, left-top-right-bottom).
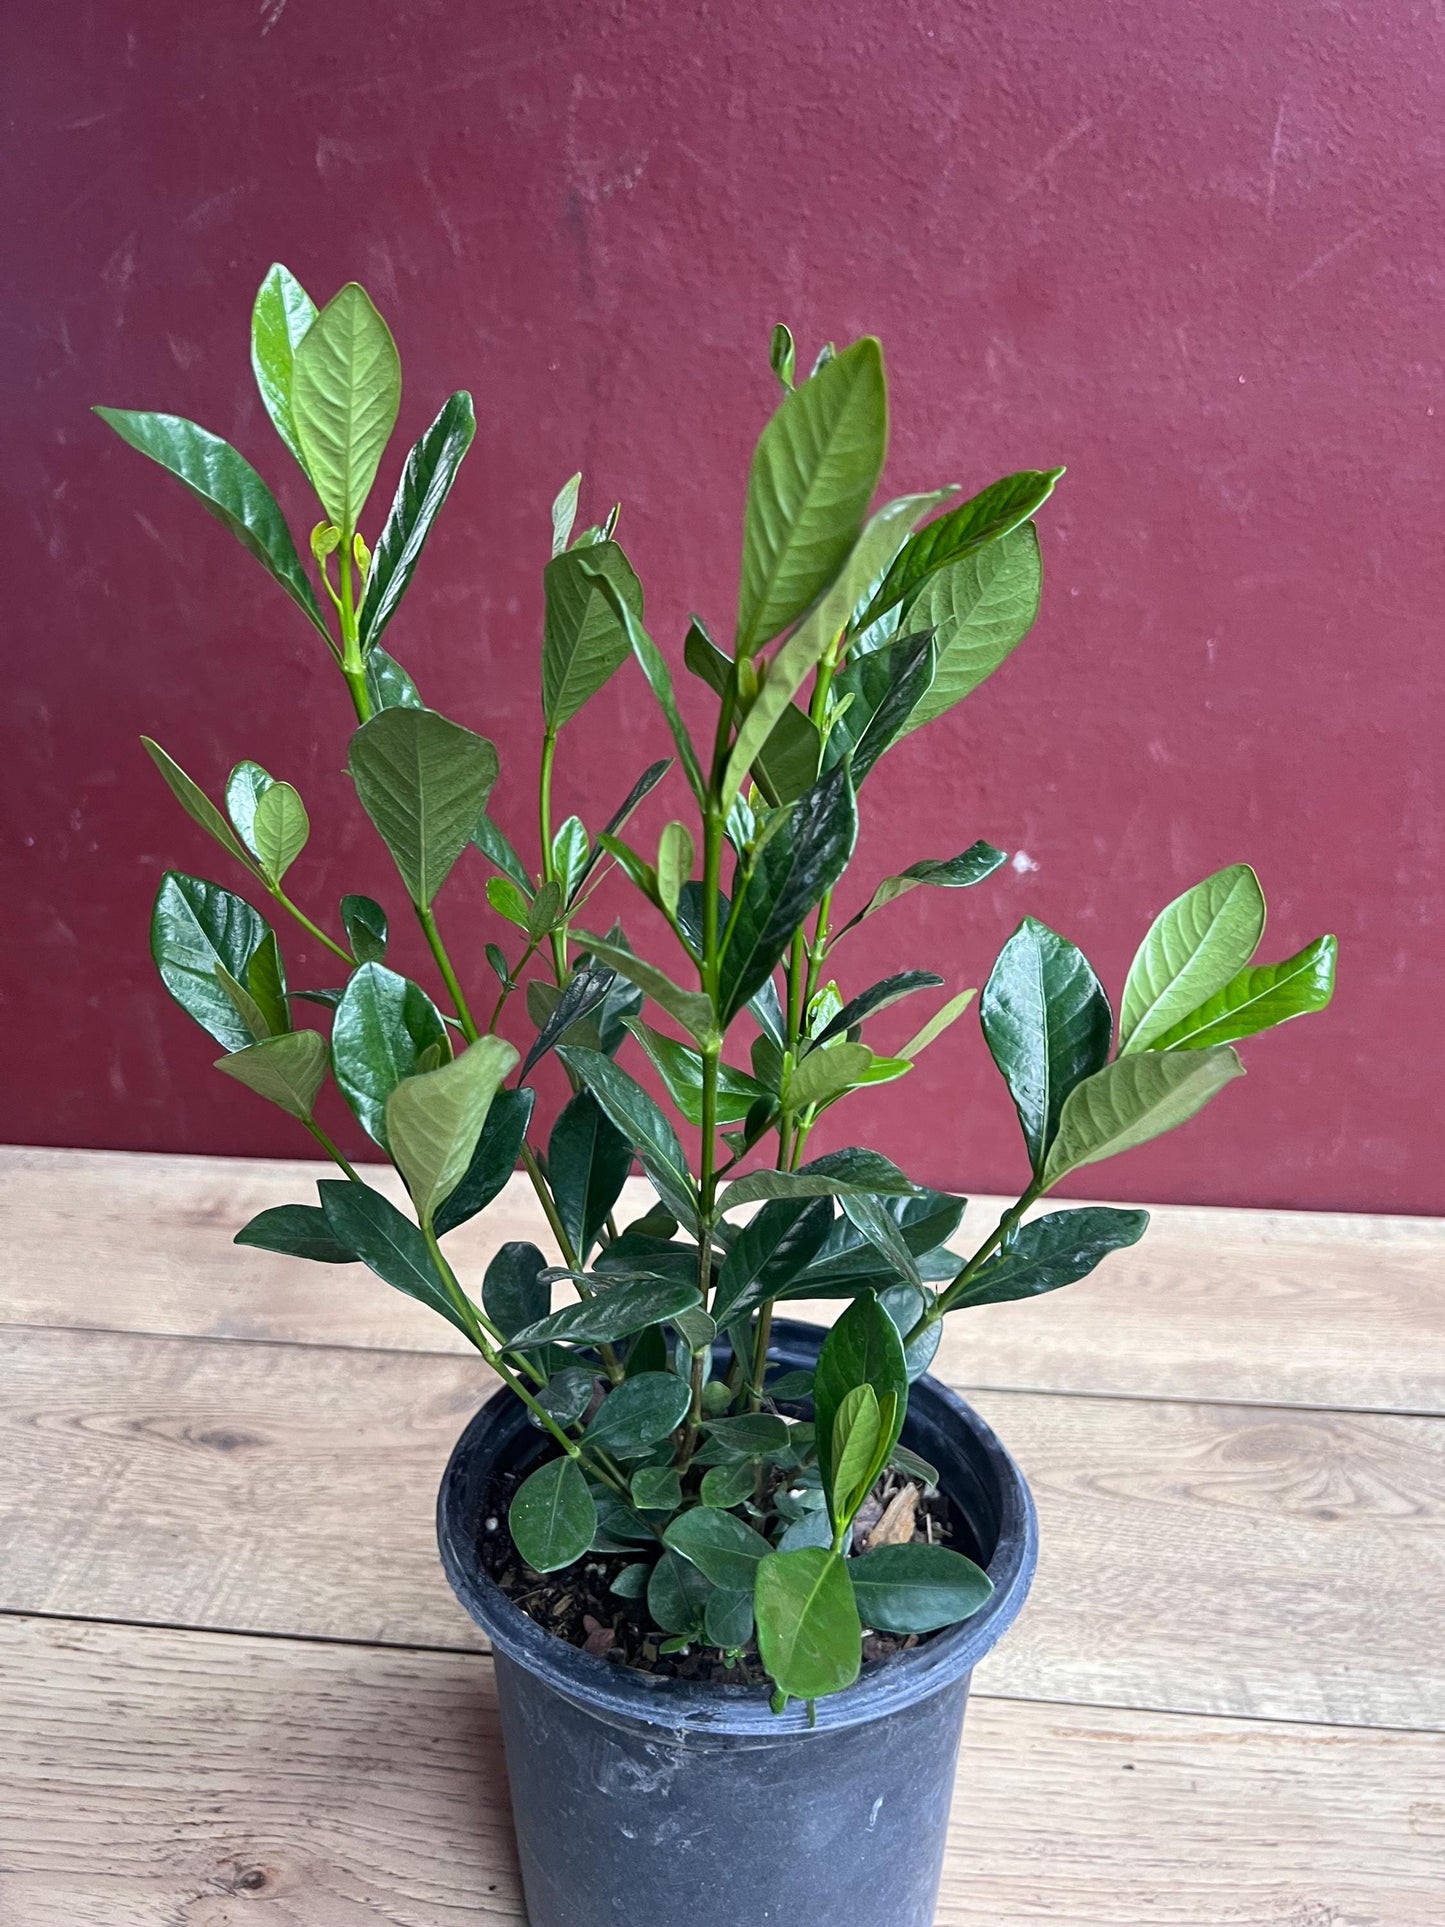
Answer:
xmin=99 ymin=269 xmax=1337 ymax=1712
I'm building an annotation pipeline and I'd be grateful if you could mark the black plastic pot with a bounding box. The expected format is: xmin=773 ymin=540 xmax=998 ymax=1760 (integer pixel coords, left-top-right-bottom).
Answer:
xmin=438 ymin=1320 xmax=1037 ymax=1927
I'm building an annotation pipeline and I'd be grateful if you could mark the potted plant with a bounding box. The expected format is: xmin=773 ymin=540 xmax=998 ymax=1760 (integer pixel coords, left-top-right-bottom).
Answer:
xmin=98 ymin=271 xmax=1336 ymax=1927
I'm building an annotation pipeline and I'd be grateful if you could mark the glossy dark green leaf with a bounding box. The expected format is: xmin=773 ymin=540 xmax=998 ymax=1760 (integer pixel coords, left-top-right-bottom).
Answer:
xmin=480 ymin=1240 xmax=551 ymax=1339
xmin=349 ymin=707 xmax=498 ymax=908
xmin=214 ymin=1029 xmax=328 ymax=1119
xmin=736 ymin=336 xmax=888 ymax=657
xmin=507 ymin=1276 xmax=701 ymax=1349
xmin=94 ymin=409 xmax=328 ymax=635
xmin=610 ymin=1561 xmax=652 ymax=1599
xmin=953 ymin=1206 xmax=1150 ymax=1309
xmin=719 ymin=760 xmax=858 ymax=1021
xmin=812 ymin=971 xmax=945 ymax=1048
xmin=704 ymin=1586 xmax=755 ymax=1650
xmin=981 ymin=917 xmax=1113 ymax=1177
xmin=331 ymin=961 xmax=449 ymax=1148
xmin=825 ymin=629 xmax=936 ymax=783
xmin=1043 ymin=1046 xmax=1246 ymax=1186
xmin=556 ymin=1045 xmax=699 ymax=1224
xmin=847 ymin=1542 xmax=993 ymax=1633
xmin=358 ymin=392 xmax=475 ymax=650
xmin=250 ymin=263 xmax=318 ymax=472
xmin=291 ymin=281 xmax=400 ymax=533
xmin=901 ymin=524 xmax=1042 ymax=735
xmin=519 ymin=961 xmax=615 ymax=1079
xmin=541 ymin=539 xmax=643 ymax=729
xmin=151 ymin=873 xmax=270 ymax=1053
xmin=663 ymin=1506 xmax=773 ymax=1590
xmin=881 ymin=1281 xmax=943 ymax=1380
xmin=699 ymin=1462 xmax=756 ymax=1509
xmin=141 ymin=739 xmax=255 ymax=869
xmin=846 ymin=841 xmax=1008 ymax=931
xmin=533 ymin=1365 xmax=596 ymax=1430
xmin=365 ymin=645 xmax=423 ymax=712
xmin=340 ymin=894 xmax=388 ymax=964
xmin=586 ymin=1372 xmax=691 ymax=1457
xmin=509 ymin=1455 xmax=596 ymax=1573
xmin=813 ymin=1292 xmax=907 ymax=1527
xmin=859 ymin=468 xmax=1062 ymax=629
xmin=1119 ymin=864 xmax=1267 ymax=1053
xmin=794 ymin=1187 xmax=964 ymax=1298
xmin=1147 ymin=934 xmax=1337 ymax=1051
xmin=711 ymin=1196 xmax=834 ymax=1324
xmin=223 ymin=761 xmax=272 ymax=857
xmin=621 ymin=1020 xmax=768 ymax=1128
xmin=697 ymin=1413 xmax=792 ymax=1460
xmin=647 ymin=1549 xmax=712 ymax=1635
xmin=755 ymin=1548 xmax=861 ymax=1701
xmin=684 ymin=617 xmax=820 ymax=806
xmin=632 ymin=1464 xmax=683 ymax=1512
xmin=385 ymin=1035 xmax=519 ymax=1227
xmin=471 ymin=812 xmax=531 ymax=891
xmin=549 ymin=816 xmax=589 ymax=902
xmin=716 ymin=1147 xmax=917 ymax=1215
xmin=549 ymin=1090 xmax=633 ymax=1261
xmin=839 ymin=1193 xmax=923 ymax=1292
xmin=317 ymin=1179 xmax=472 ymax=1340
xmin=234 ymin=1202 xmax=356 ymax=1265
xmin=434 ymin=1087 xmax=534 ymax=1237
xmin=571 ymin=931 xmax=718 ymax=1047
xmin=580 ymin=572 xmax=707 ymax=800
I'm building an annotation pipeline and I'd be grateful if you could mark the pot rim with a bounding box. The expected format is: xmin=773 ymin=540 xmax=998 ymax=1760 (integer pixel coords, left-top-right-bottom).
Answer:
xmin=437 ymin=1318 xmax=1038 ymax=1738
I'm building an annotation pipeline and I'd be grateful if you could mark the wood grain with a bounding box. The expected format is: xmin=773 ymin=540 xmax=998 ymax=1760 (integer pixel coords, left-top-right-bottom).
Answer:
xmin=5 ymin=1324 xmax=1441 ymax=1729
xmin=5 ymin=1145 xmax=1442 ymax=1413
xmin=2 ymin=1616 xmax=1439 ymax=1927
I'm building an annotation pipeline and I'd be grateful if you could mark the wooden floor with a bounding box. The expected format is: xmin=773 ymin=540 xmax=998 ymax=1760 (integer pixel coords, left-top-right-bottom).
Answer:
xmin=1 ymin=1145 xmax=1441 ymax=1924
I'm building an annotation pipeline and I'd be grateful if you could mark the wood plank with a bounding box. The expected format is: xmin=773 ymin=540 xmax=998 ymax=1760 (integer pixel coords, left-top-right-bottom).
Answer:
xmin=5 ymin=1325 xmax=1441 ymax=1729
xmin=1 ymin=1615 xmax=1439 ymax=1927
xmin=5 ymin=1145 xmax=1442 ymax=1413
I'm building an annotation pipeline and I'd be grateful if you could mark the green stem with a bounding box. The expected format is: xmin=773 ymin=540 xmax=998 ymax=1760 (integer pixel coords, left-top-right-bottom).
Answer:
xmin=303 ymin=1118 xmax=362 ymax=1182
xmin=270 ymin=886 xmax=354 ymax=965
xmin=417 ymin=905 xmax=479 ymax=1042
xmin=905 ymin=1181 xmax=1044 ymax=1347
xmin=486 ymin=932 xmax=545 ymax=1033
xmin=538 ymin=724 xmax=568 ymax=984
xmin=676 ymin=805 xmax=725 ymax=1465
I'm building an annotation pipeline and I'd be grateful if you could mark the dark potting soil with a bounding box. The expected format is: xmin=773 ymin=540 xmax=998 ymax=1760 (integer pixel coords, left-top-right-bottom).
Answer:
xmin=477 ymin=1450 xmax=976 ymax=1687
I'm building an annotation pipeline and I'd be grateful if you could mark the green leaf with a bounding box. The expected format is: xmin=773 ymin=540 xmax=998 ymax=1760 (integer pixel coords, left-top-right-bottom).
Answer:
xmin=349 ymin=707 xmax=498 ymax=908
xmin=813 ymin=1291 xmax=907 ymax=1529
xmin=317 ymin=1179 xmax=473 ymax=1340
xmin=555 ymin=1048 xmax=698 ymax=1226
xmin=830 ymin=1383 xmax=882 ymax=1523
xmin=507 ymin=1276 xmax=702 ymax=1349
xmin=755 ymin=1548 xmax=861 ymax=1701
xmin=520 ymin=960 xmax=617 ymax=1079
xmin=648 ymin=1550 xmax=712 ymax=1635
xmin=1043 ymin=1046 xmax=1246 ymax=1186
xmin=214 ymin=1029 xmax=328 ymax=1119
xmin=786 ymin=1041 xmax=874 ymax=1112
xmin=632 ymin=1465 xmax=682 ymax=1512
xmin=952 ymin=1206 xmax=1150 ymax=1309
xmin=981 ymin=917 xmax=1113 ymax=1176
xmin=711 ymin=1196 xmax=834 ymax=1323
xmin=736 ymin=336 xmax=888 ymax=657
xmin=825 ymin=629 xmax=936 ymax=784
xmin=1119 ymin=865 xmax=1267 ymax=1054
xmin=573 ymin=759 xmax=674 ymax=896
xmin=570 ymin=931 xmax=718 ymax=1048
xmin=551 ymin=816 xmax=590 ymax=901
xmin=472 ymin=811 xmax=532 ymax=891
xmin=541 ymin=540 xmax=643 ymax=729
xmin=141 ymin=739 xmax=256 ymax=869
xmin=769 ymin=323 xmax=796 ymax=390
xmin=719 ymin=761 xmax=858 ymax=1021
xmin=621 ymin=1020 xmax=769 ymax=1128
xmin=812 ymin=970 xmax=944 ymax=1047
xmin=480 ymin=1241 xmax=551 ymax=1339
xmin=1146 ymin=934 xmax=1337 ymax=1051
xmin=251 ymin=781 xmax=309 ymax=885
xmin=900 ymin=523 xmax=1042 ymax=735
xmin=839 ymin=1193 xmax=923 ymax=1292
xmin=664 ymin=1506 xmax=773 ymax=1590
xmin=526 ymin=880 xmax=563 ymax=943
xmin=331 ymin=961 xmax=449 ymax=1148
xmin=847 ymin=1543 xmax=993 ymax=1633
xmin=700 ymin=1462 xmax=756 ymax=1509
xmin=250 ymin=263 xmax=317 ymax=473
xmin=684 ymin=617 xmax=820 ymax=807
xmin=385 ymin=1034 xmax=519 ymax=1227
xmin=586 ymin=1373 xmax=691 ymax=1457
xmin=704 ymin=1587 xmax=755 ymax=1650
xmin=365 ymin=645 xmax=423 ymax=712
xmin=95 ymin=409 xmax=328 ymax=635
xmin=859 ymin=469 xmax=1063 ymax=629
xmin=212 ymin=963 xmax=269 ymax=1047
xmin=716 ymin=1147 xmax=917 ymax=1215
xmin=551 ymin=471 xmax=582 ymax=555
xmin=354 ymin=390 xmax=475 ymax=651
xmin=244 ymin=930 xmax=289 ymax=1037
xmin=848 ymin=841 xmax=1008 ymax=929
xmin=234 ymin=1202 xmax=355 ymax=1265
xmin=655 ymin=821 xmax=694 ymax=921
xmin=579 ymin=571 xmax=707 ymax=801
xmin=535 ymin=1366 xmax=596 ymax=1431
xmin=430 ymin=1086 xmax=533 ymax=1241
xmin=151 ymin=873 xmax=270 ymax=1053
xmin=291 ymin=282 xmax=400 ymax=533
xmin=223 ymin=762 xmax=273 ymax=857
xmin=698 ymin=1413 xmax=791 ymax=1459
xmin=548 ymin=1090 xmax=633 ymax=1261
xmin=340 ymin=894 xmax=388 ymax=964
xmin=488 ymin=876 xmax=531 ymax=930
xmin=509 ymin=1456 xmax=596 ymax=1573
xmin=899 ymin=987 xmax=978 ymax=1060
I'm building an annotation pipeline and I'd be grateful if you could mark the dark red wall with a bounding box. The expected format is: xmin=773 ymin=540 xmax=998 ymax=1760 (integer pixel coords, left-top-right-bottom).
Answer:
xmin=4 ymin=1 xmax=1441 ymax=1213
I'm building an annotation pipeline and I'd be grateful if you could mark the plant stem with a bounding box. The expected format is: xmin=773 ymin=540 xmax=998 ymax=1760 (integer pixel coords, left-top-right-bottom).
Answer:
xmin=538 ymin=724 xmax=569 ymax=984
xmin=676 ymin=804 xmax=725 ymax=1465
xmin=303 ymin=1118 xmax=362 ymax=1181
xmin=270 ymin=886 xmax=354 ymax=965
xmin=904 ymin=1180 xmax=1045 ymax=1347
xmin=335 ymin=540 xmax=374 ymax=725
xmin=417 ymin=905 xmax=479 ymax=1042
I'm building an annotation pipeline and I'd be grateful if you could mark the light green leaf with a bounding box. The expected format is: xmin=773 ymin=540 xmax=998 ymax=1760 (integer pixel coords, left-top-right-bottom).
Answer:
xmin=1119 ymin=864 xmax=1266 ymax=1053
xmin=620 ymin=1020 xmax=768 ymax=1127
xmin=571 ymin=930 xmax=718 ymax=1048
xmin=1043 ymin=1046 xmax=1246 ymax=1186
xmin=251 ymin=781 xmax=309 ymax=884
xmin=551 ymin=816 xmax=589 ymax=900
xmin=250 ymin=262 xmax=317 ymax=473
xmin=900 ymin=523 xmax=1042 ymax=735
xmin=348 ymin=706 xmax=498 ymax=908
xmin=898 ymin=987 xmax=978 ymax=1059
xmin=735 ymin=337 xmax=888 ymax=657
xmin=292 ymin=282 xmax=400 ymax=533
xmin=509 ymin=1456 xmax=596 ymax=1573
xmin=755 ymin=1548 xmax=861 ymax=1701
xmin=656 ymin=821 xmax=694 ymax=921
xmin=830 ymin=1383 xmax=882 ymax=1523
xmin=358 ymin=392 xmax=475 ymax=651
xmin=141 ymin=738 xmax=256 ymax=870
xmin=384 ymin=1034 xmax=519 ymax=1228
xmin=541 ymin=540 xmax=643 ymax=729
xmin=786 ymin=1041 xmax=874 ymax=1112
xmin=214 ymin=1029 xmax=328 ymax=1119
xmin=1146 ymin=935 xmax=1338 ymax=1051
xmin=551 ymin=471 xmax=582 ymax=556
xmin=859 ymin=468 xmax=1063 ymax=629
xmin=94 ymin=409 xmax=328 ymax=635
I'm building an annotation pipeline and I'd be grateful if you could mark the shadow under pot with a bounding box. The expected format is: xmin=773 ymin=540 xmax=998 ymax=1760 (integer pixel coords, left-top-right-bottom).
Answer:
xmin=437 ymin=1319 xmax=1038 ymax=1927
